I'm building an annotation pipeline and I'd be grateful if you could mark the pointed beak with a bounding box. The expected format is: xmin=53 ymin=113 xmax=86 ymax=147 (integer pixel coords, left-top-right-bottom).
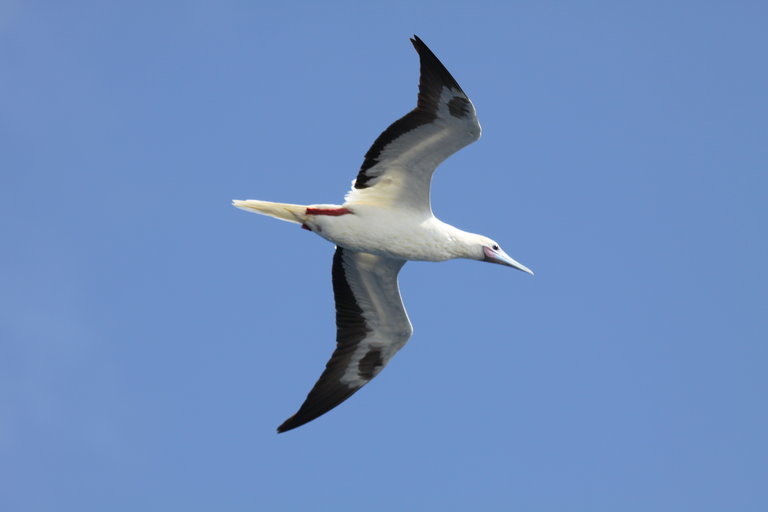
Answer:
xmin=483 ymin=246 xmax=534 ymax=275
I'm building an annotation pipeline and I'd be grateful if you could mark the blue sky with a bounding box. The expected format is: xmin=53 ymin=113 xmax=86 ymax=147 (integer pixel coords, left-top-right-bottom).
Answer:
xmin=2 ymin=1 xmax=767 ymax=510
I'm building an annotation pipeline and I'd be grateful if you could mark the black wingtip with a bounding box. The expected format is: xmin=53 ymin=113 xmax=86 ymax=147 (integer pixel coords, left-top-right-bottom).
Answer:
xmin=276 ymin=412 xmax=308 ymax=433
xmin=276 ymin=418 xmax=294 ymax=434
xmin=278 ymin=407 xmax=325 ymax=432
xmin=279 ymin=401 xmax=360 ymax=432
xmin=409 ymin=34 xmax=425 ymax=53
xmin=408 ymin=34 xmax=464 ymax=94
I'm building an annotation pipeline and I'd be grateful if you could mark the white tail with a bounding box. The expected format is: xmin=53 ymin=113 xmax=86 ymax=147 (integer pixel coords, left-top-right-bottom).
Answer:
xmin=232 ymin=200 xmax=308 ymax=224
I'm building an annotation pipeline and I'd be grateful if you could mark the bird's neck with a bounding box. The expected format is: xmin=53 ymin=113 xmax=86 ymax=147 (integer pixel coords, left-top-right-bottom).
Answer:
xmin=434 ymin=222 xmax=483 ymax=261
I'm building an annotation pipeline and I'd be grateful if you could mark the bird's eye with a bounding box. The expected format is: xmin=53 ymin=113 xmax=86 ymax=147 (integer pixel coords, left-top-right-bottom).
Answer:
xmin=492 ymin=244 xmax=499 ymax=251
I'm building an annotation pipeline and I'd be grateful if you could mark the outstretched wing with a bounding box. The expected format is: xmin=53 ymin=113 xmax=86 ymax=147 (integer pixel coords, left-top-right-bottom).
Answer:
xmin=344 ymin=35 xmax=481 ymax=214
xmin=277 ymin=247 xmax=412 ymax=433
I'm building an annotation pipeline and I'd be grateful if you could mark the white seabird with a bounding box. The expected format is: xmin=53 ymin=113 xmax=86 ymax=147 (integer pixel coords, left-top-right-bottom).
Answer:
xmin=234 ymin=36 xmax=533 ymax=433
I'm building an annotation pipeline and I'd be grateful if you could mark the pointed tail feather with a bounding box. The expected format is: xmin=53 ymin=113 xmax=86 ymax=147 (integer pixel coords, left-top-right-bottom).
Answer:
xmin=232 ymin=200 xmax=308 ymax=224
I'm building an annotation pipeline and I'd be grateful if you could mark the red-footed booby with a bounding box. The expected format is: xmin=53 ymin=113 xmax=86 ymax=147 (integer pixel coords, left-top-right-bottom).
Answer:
xmin=234 ymin=36 xmax=533 ymax=433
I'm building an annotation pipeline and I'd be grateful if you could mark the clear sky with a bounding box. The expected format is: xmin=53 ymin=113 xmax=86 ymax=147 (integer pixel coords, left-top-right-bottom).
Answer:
xmin=2 ymin=1 xmax=767 ymax=510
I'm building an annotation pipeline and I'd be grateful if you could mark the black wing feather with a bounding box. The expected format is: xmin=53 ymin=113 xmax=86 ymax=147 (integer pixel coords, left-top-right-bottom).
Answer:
xmin=354 ymin=35 xmax=466 ymax=189
xmin=276 ymin=248 xmax=371 ymax=433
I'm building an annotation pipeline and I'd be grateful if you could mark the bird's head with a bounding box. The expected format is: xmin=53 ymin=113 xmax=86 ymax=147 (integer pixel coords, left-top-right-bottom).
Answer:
xmin=466 ymin=234 xmax=534 ymax=275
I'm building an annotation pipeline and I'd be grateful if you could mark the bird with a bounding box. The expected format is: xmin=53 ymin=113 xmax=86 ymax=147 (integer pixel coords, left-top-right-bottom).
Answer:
xmin=233 ymin=35 xmax=533 ymax=433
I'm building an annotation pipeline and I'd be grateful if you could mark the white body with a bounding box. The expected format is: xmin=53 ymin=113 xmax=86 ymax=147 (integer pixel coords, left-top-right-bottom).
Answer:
xmin=306 ymin=205 xmax=475 ymax=262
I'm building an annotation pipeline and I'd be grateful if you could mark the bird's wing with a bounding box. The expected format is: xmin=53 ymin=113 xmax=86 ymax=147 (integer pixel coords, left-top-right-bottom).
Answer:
xmin=344 ymin=35 xmax=481 ymax=214
xmin=277 ymin=247 xmax=412 ymax=432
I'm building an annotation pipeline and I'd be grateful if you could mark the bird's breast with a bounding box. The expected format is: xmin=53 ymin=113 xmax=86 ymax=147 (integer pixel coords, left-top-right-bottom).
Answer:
xmin=305 ymin=208 xmax=454 ymax=262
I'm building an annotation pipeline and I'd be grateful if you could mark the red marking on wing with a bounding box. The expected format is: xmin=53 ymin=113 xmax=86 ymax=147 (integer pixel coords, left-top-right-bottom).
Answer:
xmin=305 ymin=207 xmax=352 ymax=216
xmin=301 ymin=223 xmax=311 ymax=231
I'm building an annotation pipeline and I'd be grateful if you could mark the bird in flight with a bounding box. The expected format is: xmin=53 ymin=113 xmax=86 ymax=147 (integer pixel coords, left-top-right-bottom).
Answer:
xmin=234 ymin=35 xmax=533 ymax=433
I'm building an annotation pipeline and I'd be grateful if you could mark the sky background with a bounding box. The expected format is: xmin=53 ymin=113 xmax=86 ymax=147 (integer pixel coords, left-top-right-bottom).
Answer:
xmin=2 ymin=1 xmax=767 ymax=510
